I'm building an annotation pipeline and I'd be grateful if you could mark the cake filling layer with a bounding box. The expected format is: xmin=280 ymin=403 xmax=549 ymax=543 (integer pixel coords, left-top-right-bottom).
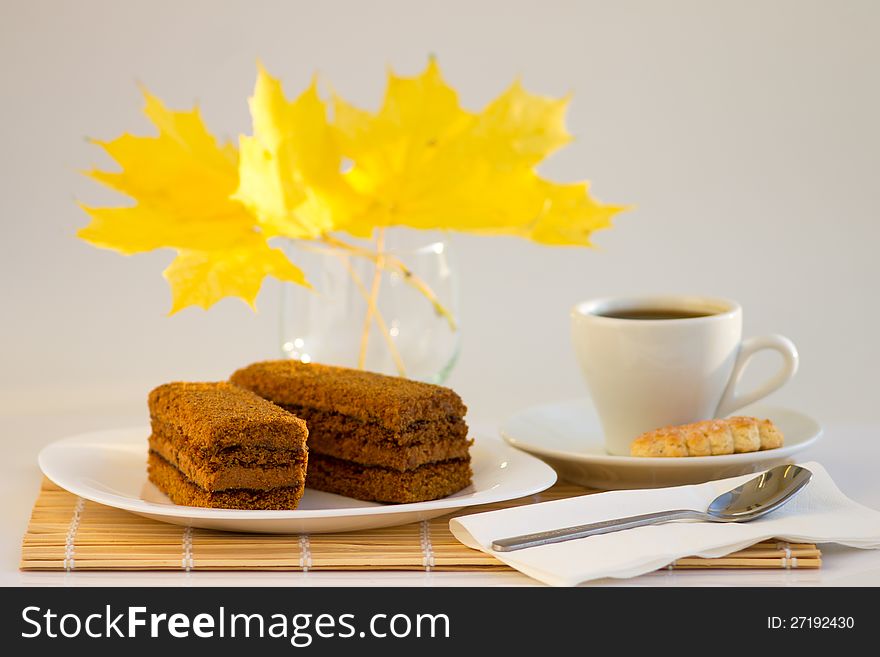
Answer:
xmin=149 ymin=431 xmax=306 ymax=467
xmin=279 ymin=404 xmax=470 ymax=470
xmin=279 ymin=404 xmax=467 ymax=447
xmin=307 ymin=434 xmax=472 ymax=472
xmin=147 ymin=452 xmax=306 ymax=510
xmin=306 ymin=453 xmax=472 ymax=504
xmin=150 ymin=414 xmax=306 ymax=453
xmin=149 ymin=435 xmax=307 ymax=491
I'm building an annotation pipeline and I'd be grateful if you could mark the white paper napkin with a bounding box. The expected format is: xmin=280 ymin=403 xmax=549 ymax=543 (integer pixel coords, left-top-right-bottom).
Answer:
xmin=449 ymin=462 xmax=880 ymax=586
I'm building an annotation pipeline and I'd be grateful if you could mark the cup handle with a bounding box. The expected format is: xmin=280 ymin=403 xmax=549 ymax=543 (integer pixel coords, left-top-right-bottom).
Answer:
xmin=716 ymin=334 xmax=799 ymax=417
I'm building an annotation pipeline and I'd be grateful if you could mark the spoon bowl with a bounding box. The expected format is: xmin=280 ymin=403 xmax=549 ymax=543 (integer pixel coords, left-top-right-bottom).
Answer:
xmin=707 ymin=464 xmax=812 ymax=521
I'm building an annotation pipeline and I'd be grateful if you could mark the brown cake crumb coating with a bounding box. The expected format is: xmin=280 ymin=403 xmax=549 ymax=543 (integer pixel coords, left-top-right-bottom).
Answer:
xmin=149 ymin=382 xmax=308 ymax=450
xmin=231 ymin=361 xmax=467 ymax=432
xmin=307 ymin=454 xmax=473 ymax=504
xmin=147 ymin=382 xmax=309 ymax=509
xmin=148 ymin=452 xmax=306 ymax=510
xmin=230 ymin=361 xmax=473 ymax=503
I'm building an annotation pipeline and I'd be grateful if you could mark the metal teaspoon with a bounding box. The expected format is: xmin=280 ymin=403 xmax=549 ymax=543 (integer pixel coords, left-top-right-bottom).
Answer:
xmin=492 ymin=464 xmax=812 ymax=552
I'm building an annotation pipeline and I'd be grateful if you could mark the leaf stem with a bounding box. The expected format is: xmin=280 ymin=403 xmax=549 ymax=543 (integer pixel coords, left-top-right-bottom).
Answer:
xmin=385 ymin=253 xmax=458 ymax=331
xmin=358 ymin=228 xmax=386 ymax=370
xmin=320 ymin=234 xmax=457 ymax=330
xmin=321 ymin=247 xmax=406 ymax=376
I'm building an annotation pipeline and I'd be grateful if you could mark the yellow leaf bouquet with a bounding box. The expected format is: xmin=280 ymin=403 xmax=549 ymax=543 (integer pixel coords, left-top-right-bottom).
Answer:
xmin=78 ymin=58 xmax=626 ymax=374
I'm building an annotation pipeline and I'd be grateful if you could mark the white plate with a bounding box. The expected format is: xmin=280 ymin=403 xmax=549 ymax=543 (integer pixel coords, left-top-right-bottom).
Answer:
xmin=38 ymin=427 xmax=556 ymax=534
xmin=500 ymin=400 xmax=822 ymax=489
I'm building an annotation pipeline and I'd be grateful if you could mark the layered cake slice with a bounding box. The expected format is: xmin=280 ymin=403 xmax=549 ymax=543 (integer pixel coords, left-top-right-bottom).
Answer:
xmin=230 ymin=361 xmax=473 ymax=503
xmin=147 ymin=382 xmax=308 ymax=510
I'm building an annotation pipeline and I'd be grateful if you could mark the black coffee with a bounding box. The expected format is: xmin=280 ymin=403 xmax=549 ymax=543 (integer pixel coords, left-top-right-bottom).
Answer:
xmin=599 ymin=308 xmax=714 ymax=320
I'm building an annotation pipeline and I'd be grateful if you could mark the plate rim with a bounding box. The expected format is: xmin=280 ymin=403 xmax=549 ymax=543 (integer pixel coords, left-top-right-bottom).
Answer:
xmin=500 ymin=399 xmax=823 ymax=468
xmin=38 ymin=426 xmax=557 ymax=521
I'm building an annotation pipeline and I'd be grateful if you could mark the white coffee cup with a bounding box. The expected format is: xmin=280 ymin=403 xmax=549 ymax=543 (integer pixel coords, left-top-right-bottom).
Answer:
xmin=571 ymin=295 xmax=799 ymax=455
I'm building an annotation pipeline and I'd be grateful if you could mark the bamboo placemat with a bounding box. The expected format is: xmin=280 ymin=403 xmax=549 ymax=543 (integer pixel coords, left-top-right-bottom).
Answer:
xmin=21 ymin=478 xmax=821 ymax=572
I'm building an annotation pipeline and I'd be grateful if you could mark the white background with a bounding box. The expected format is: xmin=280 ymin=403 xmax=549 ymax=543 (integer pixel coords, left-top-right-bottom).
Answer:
xmin=2 ymin=0 xmax=878 ymax=426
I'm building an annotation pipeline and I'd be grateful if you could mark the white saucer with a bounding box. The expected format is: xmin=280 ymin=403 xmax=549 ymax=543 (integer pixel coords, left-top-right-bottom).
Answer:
xmin=500 ymin=400 xmax=822 ymax=489
xmin=38 ymin=427 xmax=557 ymax=534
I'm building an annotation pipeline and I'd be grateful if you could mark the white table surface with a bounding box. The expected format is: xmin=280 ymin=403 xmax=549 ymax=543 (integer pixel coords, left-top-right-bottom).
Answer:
xmin=2 ymin=404 xmax=879 ymax=587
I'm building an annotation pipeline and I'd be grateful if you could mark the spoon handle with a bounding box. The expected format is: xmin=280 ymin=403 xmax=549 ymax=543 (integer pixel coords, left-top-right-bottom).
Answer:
xmin=491 ymin=509 xmax=710 ymax=552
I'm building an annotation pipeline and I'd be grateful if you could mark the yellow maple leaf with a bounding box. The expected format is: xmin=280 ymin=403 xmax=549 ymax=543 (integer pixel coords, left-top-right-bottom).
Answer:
xmin=79 ymin=60 xmax=626 ymax=317
xmin=234 ymin=65 xmax=367 ymax=239
xmin=526 ymin=180 xmax=625 ymax=246
xmin=470 ymin=78 xmax=573 ymax=168
xmin=329 ymin=57 xmax=625 ymax=244
xmin=78 ymin=89 xmax=307 ymax=312
xmin=81 ymin=91 xmax=250 ymax=249
xmin=164 ymin=237 xmax=306 ymax=314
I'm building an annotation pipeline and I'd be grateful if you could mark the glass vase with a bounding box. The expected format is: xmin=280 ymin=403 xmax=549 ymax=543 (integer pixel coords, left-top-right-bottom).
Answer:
xmin=280 ymin=229 xmax=460 ymax=383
